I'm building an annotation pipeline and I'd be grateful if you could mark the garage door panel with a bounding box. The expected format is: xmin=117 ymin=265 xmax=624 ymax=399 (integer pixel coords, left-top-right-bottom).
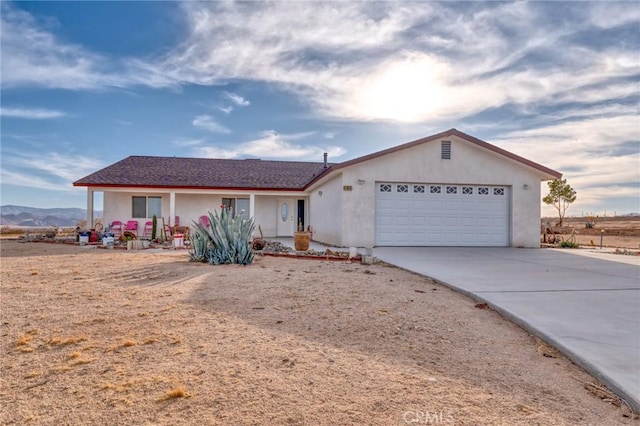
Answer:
xmin=376 ymin=183 xmax=510 ymax=246
xmin=428 ymin=216 xmax=443 ymax=226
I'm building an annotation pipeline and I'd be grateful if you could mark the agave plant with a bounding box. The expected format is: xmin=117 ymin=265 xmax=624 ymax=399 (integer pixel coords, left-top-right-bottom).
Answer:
xmin=188 ymin=231 xmax=208 ymax=262
xmin=189 ymin=207 xmax=255 ymax=265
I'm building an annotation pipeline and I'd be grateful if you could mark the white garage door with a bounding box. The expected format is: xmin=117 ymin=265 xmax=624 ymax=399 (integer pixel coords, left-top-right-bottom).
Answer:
xmin=375 ymin=183 xmax=510 ymax=246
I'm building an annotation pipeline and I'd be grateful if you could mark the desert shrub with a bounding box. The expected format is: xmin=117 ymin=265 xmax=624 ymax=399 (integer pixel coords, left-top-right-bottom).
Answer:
xmin=559 ymin=241 xmax=579 ymax=248
xmin=189 ymin=208 xmax=255 ymax=265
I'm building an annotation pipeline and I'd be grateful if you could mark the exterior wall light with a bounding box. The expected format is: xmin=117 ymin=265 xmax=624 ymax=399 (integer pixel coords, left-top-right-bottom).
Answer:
xmin=522 ymin=184 xmax=529 ymax=190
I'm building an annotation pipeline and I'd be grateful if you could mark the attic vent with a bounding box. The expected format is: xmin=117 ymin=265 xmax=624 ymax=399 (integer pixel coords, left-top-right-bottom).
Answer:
xmin=441 ymin=140 xmax=451 ymax=159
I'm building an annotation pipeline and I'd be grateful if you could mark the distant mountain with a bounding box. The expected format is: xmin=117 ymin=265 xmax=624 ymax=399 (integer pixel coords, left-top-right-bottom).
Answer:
xmin=0 ymin=205 xmax=102 ymax=227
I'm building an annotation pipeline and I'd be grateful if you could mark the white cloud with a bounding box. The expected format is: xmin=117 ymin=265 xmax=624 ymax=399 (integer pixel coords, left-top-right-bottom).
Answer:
xmin=153 ymin=1 xmax=639 ymax=124
xmin=172 ymin=138 xmax=205 ymax=147
xmin=1 ymin=4 xmax=116 ymax=90
xmin=495 ymin=115 xmax=640 ymax=215
xmin=5 ymin=1 xmax=638 ymax=127
xmin=195 ymin=130 xmax=346 ymax=160
xmin=192 ymin=115 xmax=231 ymax=134
xmin=218 ymin=106 xmax=233 ymax=114
xmin=0 ymin=3 xmax=177 ymax=90
xmin=1 ymin=150 xmax=105 ymax=191
xmin=0 ymin=107 xmax=67 ymax=119
xmin=223 ymin=91 xmax=250 ymax=107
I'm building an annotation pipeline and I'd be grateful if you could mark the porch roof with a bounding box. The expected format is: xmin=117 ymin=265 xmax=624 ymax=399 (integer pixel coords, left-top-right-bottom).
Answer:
xmin=73 ymin=156 xmax=332 ymax=190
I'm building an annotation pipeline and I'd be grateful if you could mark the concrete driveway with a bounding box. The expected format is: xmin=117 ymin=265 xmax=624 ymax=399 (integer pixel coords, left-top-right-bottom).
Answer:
xmin=373 ymin=247 xmax=640 ymax=411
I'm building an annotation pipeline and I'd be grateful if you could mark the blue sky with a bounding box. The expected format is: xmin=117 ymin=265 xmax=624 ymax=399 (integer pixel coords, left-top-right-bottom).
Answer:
xmin=1 ymin=1 xmax=638 ymax=216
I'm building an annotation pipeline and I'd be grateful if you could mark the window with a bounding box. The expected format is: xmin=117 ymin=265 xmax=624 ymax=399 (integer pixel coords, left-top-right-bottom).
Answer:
xmin=380 ymin=184 xmax=392 ymax=192
xmin=132 ymin=196 xmax=162 ymax=218
xmin=446 ymin=186 xmax=457 ymax=194
xmin=222 ymin=198 xmax=250 ymax=218
xmin=397 ymin=184 xmax=408 ymax=193
xmin=494 ymin=188 xmax=505 ymax=196
xmin=441 ymin=140 xmax=451 ymax=159
xmin=430 ymin=185 xmax=441 ymax=194
xmin=462 ymin=187 xmax=473 ymax=195
xmin=413 ymin=185 xmax=425 ymax=193
xmin=478 ymin=187 xmax=489 ymax=195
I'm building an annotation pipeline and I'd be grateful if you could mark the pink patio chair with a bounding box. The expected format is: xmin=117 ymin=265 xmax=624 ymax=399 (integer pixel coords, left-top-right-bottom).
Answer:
xmin=124 ymin=220 xmax=138 ymax=237
xmin=143 ymin=221 xmax=153 ymax=238
xmin=199 ymin=215 xmax=210 ymax=227
xmin=110 ymin=220 xmax=123 ymax=238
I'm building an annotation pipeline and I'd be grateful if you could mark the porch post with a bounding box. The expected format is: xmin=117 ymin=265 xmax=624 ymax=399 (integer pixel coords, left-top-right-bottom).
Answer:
xmin=169 ymin=192 xmax=176 ymax=225
xmin=249 ymin=193 xmax=255 ymax=219
xmin=86 ymin=188 xmax=94 ymax=228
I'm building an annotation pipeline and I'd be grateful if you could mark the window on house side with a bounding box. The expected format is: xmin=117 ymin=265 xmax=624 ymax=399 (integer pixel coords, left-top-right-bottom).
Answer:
xmin=222 ymin=198 xmax=250 ymax=217
xmin=132 ymin=196 xmax=162 ymax=218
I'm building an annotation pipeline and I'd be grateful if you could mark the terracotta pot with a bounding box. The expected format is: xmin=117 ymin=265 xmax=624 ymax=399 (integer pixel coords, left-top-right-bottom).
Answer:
xmin=294 ymin=231 xmax=310 ymax=251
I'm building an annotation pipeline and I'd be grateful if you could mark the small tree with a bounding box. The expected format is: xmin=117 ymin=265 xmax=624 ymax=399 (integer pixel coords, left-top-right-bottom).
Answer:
xmin=543 ymin=178 xmax=577 ymax=227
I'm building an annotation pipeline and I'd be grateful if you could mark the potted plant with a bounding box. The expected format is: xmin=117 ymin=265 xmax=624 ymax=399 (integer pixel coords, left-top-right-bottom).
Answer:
xmin=294 ymin=224 xmax=311 ymax=251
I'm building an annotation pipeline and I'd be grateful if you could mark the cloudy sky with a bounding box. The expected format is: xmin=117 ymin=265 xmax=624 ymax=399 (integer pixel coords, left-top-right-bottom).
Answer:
xmin=1 ymin=1 xmax=638 ymax=215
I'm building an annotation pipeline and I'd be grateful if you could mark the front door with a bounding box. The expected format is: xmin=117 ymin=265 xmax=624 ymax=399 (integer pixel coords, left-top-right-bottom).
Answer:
xmin=276 ymin=198 xmax=294 ymax=236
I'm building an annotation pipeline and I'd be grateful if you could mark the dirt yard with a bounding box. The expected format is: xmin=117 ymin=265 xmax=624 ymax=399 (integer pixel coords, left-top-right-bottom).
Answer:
xmin=0 ymin=241 xmax=636 ymax=425
xmin=543 ymin=217 xmax=640 ymax=250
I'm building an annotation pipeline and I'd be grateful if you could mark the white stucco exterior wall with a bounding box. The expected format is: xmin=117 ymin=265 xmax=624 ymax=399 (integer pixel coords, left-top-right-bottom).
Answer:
xmin=319 ymin=135 xmax=550 ymax=248
xmin=254 ymin=196 xmax=278 ymax=237
xmin=309 ymin=174 xmax=343 ymax=246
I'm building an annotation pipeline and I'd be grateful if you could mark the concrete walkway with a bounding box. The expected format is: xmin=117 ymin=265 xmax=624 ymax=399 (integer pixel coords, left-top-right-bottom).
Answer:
xmin=373 ymin=247 xmax=640 ymax=411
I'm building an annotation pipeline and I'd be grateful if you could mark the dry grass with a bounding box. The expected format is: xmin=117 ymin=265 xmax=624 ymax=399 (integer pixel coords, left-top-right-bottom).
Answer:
xmin=164 ymin=385 xmax=189 ymax=399
xmin=16 ymin=334 xmax=34 ymax=346
xmin=48 ymin=336 xmax=87 ymax=346
xmin=535 ymin=337 xmax=560 ymax=359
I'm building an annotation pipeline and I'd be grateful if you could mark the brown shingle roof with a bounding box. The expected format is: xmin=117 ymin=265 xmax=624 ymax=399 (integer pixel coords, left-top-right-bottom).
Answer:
xmin=73 ymin=156 xmax=330 ymax=190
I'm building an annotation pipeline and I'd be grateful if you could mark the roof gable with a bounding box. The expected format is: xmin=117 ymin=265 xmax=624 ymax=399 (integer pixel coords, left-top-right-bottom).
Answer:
xmin=305 ymin=128 xmax=561 ymax=188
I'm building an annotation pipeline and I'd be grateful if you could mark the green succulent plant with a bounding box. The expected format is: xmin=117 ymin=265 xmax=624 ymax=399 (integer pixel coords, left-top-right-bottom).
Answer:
xmin=189 ymin=207 xmax=255 ymax=265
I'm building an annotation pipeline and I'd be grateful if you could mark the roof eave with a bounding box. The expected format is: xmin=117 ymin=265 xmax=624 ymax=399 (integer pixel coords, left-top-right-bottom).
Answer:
xmin=73 ymin=182 xmax=309 ymax=192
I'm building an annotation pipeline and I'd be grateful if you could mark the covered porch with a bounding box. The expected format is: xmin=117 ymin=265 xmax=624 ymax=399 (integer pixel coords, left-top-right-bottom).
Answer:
xmin=85 ymin=187 xmax=311 ymax=239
